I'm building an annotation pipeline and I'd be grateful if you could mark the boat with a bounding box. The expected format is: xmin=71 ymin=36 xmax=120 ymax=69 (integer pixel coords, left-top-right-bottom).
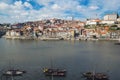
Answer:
xmin=114 ymin=42 xmax=120 ymax=45
xmin=43 ymin=68 xmax=66 ymax=77
xmin=95 ymin=73 xmax=108 ymax=80
xmin=43 ymin=57 xmax=67 ymax=77
xmin=82 ymin=72 xmax=109 ymax=80
xmin=82 ymin=72 xmax=94 ymax=79
xmin=2 ymin=69 xmax=26 ymax=76
xmin=115 ymin=38 xmax=120 ymax=45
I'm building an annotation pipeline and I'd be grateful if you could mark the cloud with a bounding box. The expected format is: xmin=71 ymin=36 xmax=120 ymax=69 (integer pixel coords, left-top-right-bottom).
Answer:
xmin=0 ymin=1 xmax=33 ymax=23
xmin=0 ymin=0 xmax=120 ymax=23
xmin=51 ymin=4 xmax=61 ymax=10
xmin=89 ymin=6 xmax=99 ymax=10
xmin=24 ymin=2 xmax=33 ymax=9
xmin=0 ymin=2 xmax=9 ymax=9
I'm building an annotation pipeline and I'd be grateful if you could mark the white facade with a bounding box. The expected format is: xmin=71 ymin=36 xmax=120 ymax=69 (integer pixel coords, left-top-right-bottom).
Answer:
xmin=101 ymin=20 xmax=115 ymax=24
xmin=104 ymin=14 xmax=117 ymax=21
xmin=5 ymin=30 xmax=20 ymax=36
xmin=86 ymin=20 xmax=98 ymax=25
xmin=56 ymin=31 xmax=71 ymax=38
xmin=117 ymin=18 xmax=120 ymax=22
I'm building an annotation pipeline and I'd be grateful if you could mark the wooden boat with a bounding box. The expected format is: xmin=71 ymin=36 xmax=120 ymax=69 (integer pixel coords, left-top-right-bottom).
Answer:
xmin=95 ymin=73 xmax=108 ymax=80
xmin=2 ymin=69 xmax=26 ymax=76
xmin=114 ymin=42 xmax=120 ymax=45
xmin=82 ymin=72 xmax=109 ymax=80
xmin=82 ymin=72 xmax=94 ymax=79
xmin=115 ymin=38 xmax=120 ymax=45
xmin=43 ymin=68 xmax=66 ymax=77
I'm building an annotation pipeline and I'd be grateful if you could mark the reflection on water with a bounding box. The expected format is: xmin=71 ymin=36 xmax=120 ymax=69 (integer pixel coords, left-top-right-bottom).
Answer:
xmin=0 ymin=38 xmax=120 ymax=80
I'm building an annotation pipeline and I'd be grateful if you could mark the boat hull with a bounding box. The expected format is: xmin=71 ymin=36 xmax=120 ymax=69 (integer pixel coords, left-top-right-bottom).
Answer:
xmin=3 ymin=69 xmax=26 ymax=76
xmin=82 ymin=72 xmax=109 ymax=80
xmin=43 ymin=68 xmax=66 ymax=77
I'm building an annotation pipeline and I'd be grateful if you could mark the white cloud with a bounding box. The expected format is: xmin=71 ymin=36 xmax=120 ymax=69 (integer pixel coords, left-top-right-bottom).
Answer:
xmin=76 ymin=5 xmax=85 ymax=12
xmin=24 ymin=2 xmax=33 ymax=9
xmin=14 ymin=1 xmax=23 ymax=8
xmin=51 ymin=4 xmax=61 ymax=10
xmin=9 ymin=1 xmax=24 ymax=10
xmin=89 ymin=6 xmax=99 ymax=10
xmin=0 ymin=0 xmax=120 ymax=23
xmin=20 ymin=12 xmax=29 ymax=16
xmin=0 ymin=2 xmax=9 ymax=9
xmin=77 ymin=5 xmax=82 ymax=10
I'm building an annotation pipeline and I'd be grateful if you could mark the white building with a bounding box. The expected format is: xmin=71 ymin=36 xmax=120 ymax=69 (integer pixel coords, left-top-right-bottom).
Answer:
xmin=117 ymin=18 xmax=120 ymax=22
xmin=86 ymin=19 xmax=100 ymax=25
xmin=104 ymin=14 xmax=118 ymax=21
xmin=101 ymin=20 xmax=115 ymax=25
xmin=5 ymin=30 xmax=20 ymax=37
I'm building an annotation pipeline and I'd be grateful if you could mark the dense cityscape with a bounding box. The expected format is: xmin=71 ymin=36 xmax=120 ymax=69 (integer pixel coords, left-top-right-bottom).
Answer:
xmin=0 ymin=13 xmax=120 ymax=41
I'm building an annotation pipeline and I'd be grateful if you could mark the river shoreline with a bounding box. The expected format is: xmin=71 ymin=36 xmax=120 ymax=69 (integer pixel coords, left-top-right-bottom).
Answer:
xmin=2 ymin=35 xmax=120 ymax=41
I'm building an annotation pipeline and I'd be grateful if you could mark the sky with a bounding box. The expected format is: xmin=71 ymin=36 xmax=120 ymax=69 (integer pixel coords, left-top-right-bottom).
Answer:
xmin=0 ymin=0 xmax=120 ymax=23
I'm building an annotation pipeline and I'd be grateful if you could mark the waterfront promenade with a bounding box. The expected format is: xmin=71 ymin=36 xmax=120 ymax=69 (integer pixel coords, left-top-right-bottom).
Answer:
xmin=2 ymin=35 xmax=120 ymax=41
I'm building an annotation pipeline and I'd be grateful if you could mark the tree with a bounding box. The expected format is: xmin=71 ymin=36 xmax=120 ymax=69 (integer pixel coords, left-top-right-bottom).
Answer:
xmin=110 ymin=25 xmax=118 ymax=30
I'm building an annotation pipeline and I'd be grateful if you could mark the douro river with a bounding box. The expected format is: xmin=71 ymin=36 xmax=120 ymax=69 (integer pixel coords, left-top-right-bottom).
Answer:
xmin=0 ymin=38 xmax=120 ymax=80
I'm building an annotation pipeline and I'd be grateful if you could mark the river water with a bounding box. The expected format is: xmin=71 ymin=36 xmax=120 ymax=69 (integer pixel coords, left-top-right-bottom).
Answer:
xmin=0 ymin=38 xmax=120 ymax=80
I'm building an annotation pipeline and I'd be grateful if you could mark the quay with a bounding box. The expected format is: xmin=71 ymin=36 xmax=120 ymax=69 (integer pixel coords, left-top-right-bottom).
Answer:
xmin=2 ymin=35 xmax=120 ymax=41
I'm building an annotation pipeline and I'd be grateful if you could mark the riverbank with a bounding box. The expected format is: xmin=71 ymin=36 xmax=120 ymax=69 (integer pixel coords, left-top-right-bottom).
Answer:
xmin=2 ymin=35 xmax=120 ymax=41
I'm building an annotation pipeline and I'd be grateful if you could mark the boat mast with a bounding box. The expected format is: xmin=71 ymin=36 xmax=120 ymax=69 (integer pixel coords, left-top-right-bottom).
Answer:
xmin=92 ymin=64 xmax=96 ymax=80
xmin=92 ymin=70 xmax=94 ymax=80
xmin=51 ymin=74 xmax=53 ymax=80
xmin=50 ymin=56 xmax=54 ymax=80
xmin=50 ymin=56 xmax=54 ymax=69
xmin=11 ymin=75 xmax=14 ymax=80
xmin=50 ymin=58 xmax=53 ymax=69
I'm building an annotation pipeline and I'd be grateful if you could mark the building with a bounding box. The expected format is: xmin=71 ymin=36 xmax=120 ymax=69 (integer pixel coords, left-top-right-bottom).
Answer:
xmin=101 ymin=14 xmax=119 ymax=25
xmin=101 ymin=20 xmax=115 ymax=25
xmin=117 ymin=17 xmax=120 ymax=23
xmin=86 ymin=19 xmax=101 ymax=25
xmin=103 ymin=14 xmax=118 ymax=21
